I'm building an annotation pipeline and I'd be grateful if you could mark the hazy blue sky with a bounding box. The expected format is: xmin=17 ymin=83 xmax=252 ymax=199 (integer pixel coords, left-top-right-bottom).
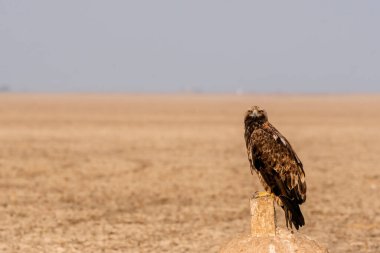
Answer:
xmin=1 ymin=1 xmax=379 ymax=93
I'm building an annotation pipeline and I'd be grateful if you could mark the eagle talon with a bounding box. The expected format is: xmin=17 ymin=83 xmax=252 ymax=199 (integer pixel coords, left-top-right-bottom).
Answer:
xmin=255 ymin=191 xmax=272 ymax=198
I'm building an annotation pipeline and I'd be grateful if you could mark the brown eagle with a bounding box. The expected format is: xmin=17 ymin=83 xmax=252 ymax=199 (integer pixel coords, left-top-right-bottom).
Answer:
xmin=244 ymin=106 xmax=306 ymax=230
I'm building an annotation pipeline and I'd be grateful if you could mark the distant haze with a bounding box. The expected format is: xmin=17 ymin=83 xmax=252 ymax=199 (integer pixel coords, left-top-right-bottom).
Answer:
xmin=1 ymin=1 xmax=379 ymax=93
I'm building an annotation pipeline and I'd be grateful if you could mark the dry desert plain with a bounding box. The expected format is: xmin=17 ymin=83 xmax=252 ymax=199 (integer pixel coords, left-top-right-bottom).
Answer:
xmin=0 ymin=94 xmax=379 ymax=253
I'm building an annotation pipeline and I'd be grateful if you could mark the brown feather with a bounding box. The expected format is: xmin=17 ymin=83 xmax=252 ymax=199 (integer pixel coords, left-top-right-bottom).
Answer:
xmin=244 ymin=107 xmax=306 ymax=229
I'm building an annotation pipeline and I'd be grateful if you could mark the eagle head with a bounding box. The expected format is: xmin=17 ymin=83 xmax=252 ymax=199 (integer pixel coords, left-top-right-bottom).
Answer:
xmin=244 ymin=106 xmax=268 ymax=126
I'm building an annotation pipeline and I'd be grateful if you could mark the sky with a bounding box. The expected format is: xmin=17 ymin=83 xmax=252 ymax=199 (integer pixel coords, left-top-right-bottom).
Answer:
xmin=1 ymin=1 xmax=379 ymax=93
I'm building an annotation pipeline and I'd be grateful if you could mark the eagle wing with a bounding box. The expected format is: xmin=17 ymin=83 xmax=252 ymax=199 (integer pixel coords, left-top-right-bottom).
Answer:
xmin=247 ymin=124 xmax=306 ymax=204
xmin=247 ymin=124 xmax=306 ymax=229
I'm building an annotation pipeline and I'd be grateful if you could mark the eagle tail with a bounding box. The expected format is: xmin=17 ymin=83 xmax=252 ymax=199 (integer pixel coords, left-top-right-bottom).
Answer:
xmin=279 ymin=196 xmax=305 ymax=230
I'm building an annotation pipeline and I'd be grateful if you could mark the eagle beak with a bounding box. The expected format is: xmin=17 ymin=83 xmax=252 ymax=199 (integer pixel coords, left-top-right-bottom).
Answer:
xmin=250 ymin=110 xmax=259 ymax=118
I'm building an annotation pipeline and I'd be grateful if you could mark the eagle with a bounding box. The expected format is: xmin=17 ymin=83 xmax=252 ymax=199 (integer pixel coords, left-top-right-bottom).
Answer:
xmin=244 ymin=106 xmax=306 ymax=230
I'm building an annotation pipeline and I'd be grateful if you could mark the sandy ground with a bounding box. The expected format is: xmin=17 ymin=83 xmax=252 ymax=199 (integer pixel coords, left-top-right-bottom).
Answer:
xmin=0 ymin=94 xmax=379 ymax=253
